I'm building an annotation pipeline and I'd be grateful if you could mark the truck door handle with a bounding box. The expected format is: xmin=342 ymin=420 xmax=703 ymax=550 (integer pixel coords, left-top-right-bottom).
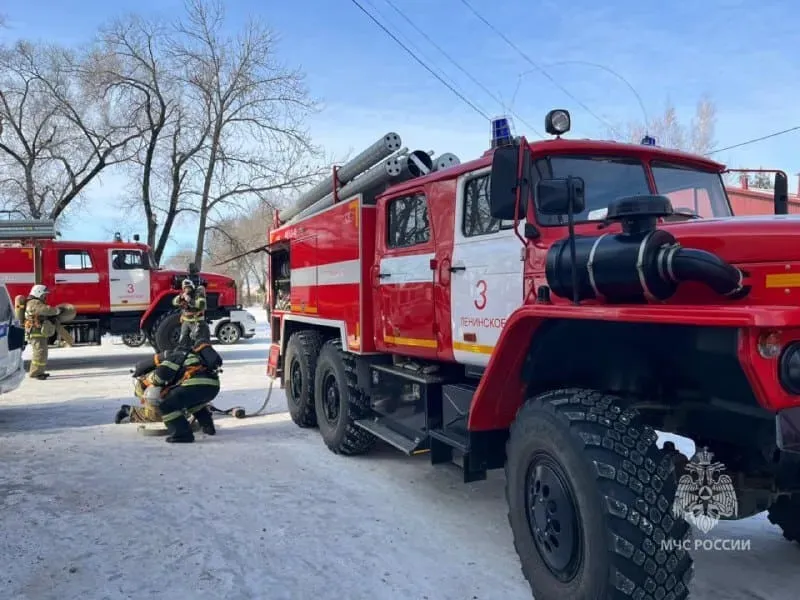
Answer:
xmin=449 ymin=266 xmax=466 ymax=272
xmin=377 ymin=273 xmax=391 ymax=279
xmin=110 ymin=278 xmax=120 ymax=281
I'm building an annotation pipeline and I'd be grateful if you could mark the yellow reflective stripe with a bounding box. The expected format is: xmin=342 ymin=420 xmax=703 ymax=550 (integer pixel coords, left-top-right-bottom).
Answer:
xmin=181 ymin=378 xmax=219 ymax=387
xmin=31 ymin=360 xmax=46 ymax=365
xmin=184 ymin=357 xmax=200 ymax=365
xmin=161 ymin=410 xmax=184 ymax=422
xmin=186 ymin=402 xmax=210 ymax=414
xmin=160 ymin=361 xmax=180 ymax=370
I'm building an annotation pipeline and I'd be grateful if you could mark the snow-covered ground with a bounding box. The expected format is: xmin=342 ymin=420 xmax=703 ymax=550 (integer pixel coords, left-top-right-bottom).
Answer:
xmin=1 ymin=308 xmax=798 ymax=599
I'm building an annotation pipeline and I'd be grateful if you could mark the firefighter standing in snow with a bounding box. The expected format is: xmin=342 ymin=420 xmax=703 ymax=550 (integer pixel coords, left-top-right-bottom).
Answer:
xmin=173 ymin=279 xmax=210 ymax=347
xmin=116 ymin=342 xmax=222 ymax=443
xmin=23 ymin=285 xmax=59 ymax=379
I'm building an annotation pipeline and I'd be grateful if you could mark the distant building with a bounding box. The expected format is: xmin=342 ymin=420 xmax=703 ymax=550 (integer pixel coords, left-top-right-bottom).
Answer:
xmin=726 ymin=174 xmax=800 ymax=215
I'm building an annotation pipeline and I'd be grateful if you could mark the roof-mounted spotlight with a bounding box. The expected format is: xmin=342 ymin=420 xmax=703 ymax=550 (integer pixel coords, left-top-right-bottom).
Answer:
xmin=544 ymin=109 xmax=571 ymax=136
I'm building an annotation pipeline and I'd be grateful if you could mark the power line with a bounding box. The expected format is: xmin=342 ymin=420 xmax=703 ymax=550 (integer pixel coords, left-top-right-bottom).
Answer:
xmin=348 ymin=0 xmax=490 ymax=120
xmin=457 ymin=0 xmax=621 ymax=136
xmin=706 ymin=126 xmax=800 ymax=156
xmin=380 ymin=0 xmax=543 ymax=137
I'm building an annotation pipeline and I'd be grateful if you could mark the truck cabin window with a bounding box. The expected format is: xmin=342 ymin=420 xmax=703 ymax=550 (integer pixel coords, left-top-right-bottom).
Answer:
xmin=111 ymin=249 xmax=144 ymax=270
xmin=387 ymin=193 xmax=430 ymax=248
xmin=650 ymin=161 xmax=732 ymax=219
xmin=463 ymin=173 xmax=514 ymax=237
xmin=59 ymin=250 xmax=94 ymax=271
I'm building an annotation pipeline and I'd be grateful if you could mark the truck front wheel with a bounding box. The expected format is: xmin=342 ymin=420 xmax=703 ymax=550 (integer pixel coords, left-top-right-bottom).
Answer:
xmin=284 ymin=331 xmax=323 ymax=428
xmin=506 ymin=388 xmax=694 ymax=599
xmin=767 ymin=494 xmax=800 ymax=544
xmin=152 ymin=311 xmax=182 ymax=352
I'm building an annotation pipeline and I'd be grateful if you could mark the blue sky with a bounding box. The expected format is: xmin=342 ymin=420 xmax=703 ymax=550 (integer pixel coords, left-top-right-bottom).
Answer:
xmin=3 ymin=0 xmax=799 ymax=259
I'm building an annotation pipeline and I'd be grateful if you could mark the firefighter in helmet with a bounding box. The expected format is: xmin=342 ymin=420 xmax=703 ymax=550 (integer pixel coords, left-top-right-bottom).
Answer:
xmin=24 ymin=284 xmax=59 ymax=379
xmin=116 ymin=340 xmax=222 ymax=443
xmin=173 ymin=278 xmax=211 ymax=347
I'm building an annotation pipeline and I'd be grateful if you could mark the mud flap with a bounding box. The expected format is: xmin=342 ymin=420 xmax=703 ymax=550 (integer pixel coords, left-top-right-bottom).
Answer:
xmin=776 ymin=406 xmax=800 ymax=453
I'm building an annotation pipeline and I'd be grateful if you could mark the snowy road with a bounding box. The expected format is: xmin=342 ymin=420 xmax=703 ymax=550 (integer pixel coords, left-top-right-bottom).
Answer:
xmin=1 ymin=313 xmax=798 ymax=599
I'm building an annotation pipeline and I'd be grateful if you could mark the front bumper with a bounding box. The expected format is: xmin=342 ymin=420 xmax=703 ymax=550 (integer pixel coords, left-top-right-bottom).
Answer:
xmin=777 ymin=406 xmax=800 ymax=453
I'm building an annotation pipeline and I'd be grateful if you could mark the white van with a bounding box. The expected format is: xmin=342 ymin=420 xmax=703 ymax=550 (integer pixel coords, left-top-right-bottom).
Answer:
xmin=0 ymin=282 xmax=25 ymax=395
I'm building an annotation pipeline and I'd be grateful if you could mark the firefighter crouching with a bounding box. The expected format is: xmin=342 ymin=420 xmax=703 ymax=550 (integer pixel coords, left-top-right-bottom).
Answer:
xmin=173 ymin=279 xmax=211 ymax=347
xmin=116 ymin=341 xmax=222 ymax=443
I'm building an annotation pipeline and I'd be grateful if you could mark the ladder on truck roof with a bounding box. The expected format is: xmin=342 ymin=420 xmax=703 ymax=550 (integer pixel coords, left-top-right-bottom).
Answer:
xmin=0 ymin=218 xmax=57 ymax=241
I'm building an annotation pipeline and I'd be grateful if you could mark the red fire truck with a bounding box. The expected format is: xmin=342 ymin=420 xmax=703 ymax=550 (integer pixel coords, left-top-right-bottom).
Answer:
xmin=264 ymin=112 xmax=800 ymax=598
xmin=0 ymin=218 xmax=239 ymax=351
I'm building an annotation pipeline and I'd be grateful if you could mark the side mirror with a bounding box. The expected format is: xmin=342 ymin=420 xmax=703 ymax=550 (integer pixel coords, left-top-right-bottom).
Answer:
xmin=535 ymin=177 xmax=586 ymax=216
xmin=8 ymin=323 xmax=25 ymax=351
xmin=775 ymin=171 xmax=789 ymax=215
xmin=489 ymin=143 xmax=529 ymax=220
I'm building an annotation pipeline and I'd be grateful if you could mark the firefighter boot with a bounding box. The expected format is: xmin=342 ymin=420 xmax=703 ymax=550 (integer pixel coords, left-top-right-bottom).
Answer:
xmin=193 ymin=406 xmax=216 ymax=436
xmin=165 ymin=416 xmax=195 ymax=444
xmin=115 ymin=405 xmax=131 ymax=424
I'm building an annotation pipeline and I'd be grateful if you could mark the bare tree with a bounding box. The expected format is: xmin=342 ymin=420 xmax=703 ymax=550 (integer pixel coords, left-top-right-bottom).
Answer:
xmin=91 ymin=15 xmax=211 ymax=264
xmin=609 ymin=96 xmax=717 ymax=155
xmin=0 ymin=40 xmax=143 ymax=220
xmin=170 ymin=0 xmax=324 ymax=269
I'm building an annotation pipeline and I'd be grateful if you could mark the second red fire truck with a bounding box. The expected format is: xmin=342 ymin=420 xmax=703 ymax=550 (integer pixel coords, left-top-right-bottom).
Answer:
xmin=264 ymin=111 xmax=800 ymax=599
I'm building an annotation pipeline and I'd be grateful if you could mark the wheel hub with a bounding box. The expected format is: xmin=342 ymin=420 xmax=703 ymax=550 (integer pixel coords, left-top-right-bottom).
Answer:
xmin=322 ymin=372 xmax=340 ymax=423
xmin=219 ymin=325 xmax=238 ymax=343
xmin=289 ymin=360 xmax=302 ymax=400
xmin=526 ymin=459 xmax=581 ymax=580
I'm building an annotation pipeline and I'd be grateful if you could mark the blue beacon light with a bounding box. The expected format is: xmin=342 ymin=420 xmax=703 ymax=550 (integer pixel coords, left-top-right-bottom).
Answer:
xmin=491 ymin=116 xmax=514 ymax=148
xmin=641 ymin=135 xmax=657 ymax=146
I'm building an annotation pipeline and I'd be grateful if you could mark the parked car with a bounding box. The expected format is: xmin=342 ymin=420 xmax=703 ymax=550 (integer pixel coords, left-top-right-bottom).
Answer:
xmin=120 ymin=309 xmax=257 ymax=347
xmin=0 ymin=282 xmax=25 ymax=395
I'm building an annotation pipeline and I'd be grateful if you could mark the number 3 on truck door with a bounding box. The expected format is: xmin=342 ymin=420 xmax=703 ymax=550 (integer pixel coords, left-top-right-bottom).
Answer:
xmin=474 ymin=279 xmax=487 ymax=310
xmin=127 ymin=283 xmax=135 ymax=294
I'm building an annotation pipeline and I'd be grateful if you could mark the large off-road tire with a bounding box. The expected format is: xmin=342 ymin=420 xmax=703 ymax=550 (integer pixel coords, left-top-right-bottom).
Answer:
xmin=152 ymin=310 xmax=182 ymax=352
xmin=284 ymin=331 xmax=324 ymax=428
xmin=506 ymin=388 xmax=694 ymax=600
xmin=313 ymin=339 xmax=376 ymax=455
xmin=767 ymin=494 xmax=800 ymax=544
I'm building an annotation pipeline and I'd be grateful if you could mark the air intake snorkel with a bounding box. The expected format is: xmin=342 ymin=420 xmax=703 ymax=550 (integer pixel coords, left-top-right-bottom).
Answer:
xmin=539 ymin=187 xmax=746 ymax=303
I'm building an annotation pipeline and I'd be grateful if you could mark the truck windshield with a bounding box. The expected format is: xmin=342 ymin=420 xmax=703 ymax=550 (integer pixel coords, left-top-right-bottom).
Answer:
xmin=650 ymin=161 xmax=732 ymax=219
xmin=532 ymin=155 xmax=732 ymax=224
xmin=533 ymin=156 xmax=651 ymax=224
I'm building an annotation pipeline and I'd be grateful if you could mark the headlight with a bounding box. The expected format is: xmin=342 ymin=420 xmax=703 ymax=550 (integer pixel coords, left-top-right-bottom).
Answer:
xmin=779 ymin=342 xmax=800 ymax=394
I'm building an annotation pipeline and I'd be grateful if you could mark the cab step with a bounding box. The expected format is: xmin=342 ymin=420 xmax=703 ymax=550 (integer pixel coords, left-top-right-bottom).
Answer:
xmin=354 ymin=417 xmax=428 ymax=455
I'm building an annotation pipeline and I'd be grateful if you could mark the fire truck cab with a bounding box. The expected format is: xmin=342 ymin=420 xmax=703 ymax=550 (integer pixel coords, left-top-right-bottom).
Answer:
xmin=266 ymin=112 xmax=800 ymax=599
xmin=0 ymin=219 xmax=239 ymax=351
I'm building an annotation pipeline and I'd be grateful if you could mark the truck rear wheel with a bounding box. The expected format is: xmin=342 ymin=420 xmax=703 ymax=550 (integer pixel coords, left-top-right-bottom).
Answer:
xmin=313 ymin=339 xmax=376 ymax=455
xmin=767 ymin=494 xmax=800 ymax=544
xmin=505 ymin=388 xmax=694 ymax=600
xmin=284 ymin=331 xmax=323 ymax=428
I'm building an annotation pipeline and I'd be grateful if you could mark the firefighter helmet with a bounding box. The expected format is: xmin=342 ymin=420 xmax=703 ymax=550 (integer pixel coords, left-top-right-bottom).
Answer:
xmin=29 ymin=284 xmax=49 ymax=299
xmin=182 ymin=278 xmax=195 ymax=289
